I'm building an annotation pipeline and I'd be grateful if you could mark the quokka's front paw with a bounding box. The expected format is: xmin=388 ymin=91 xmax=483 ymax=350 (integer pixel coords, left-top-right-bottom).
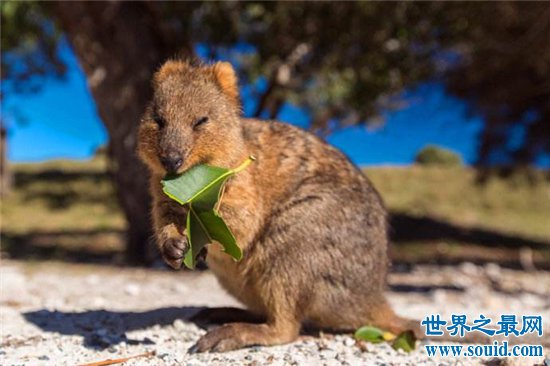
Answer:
xmin=161 ymin=237 xmax=189 ymax=269
xmin=157 ymin=225 xmax=189 ymax=269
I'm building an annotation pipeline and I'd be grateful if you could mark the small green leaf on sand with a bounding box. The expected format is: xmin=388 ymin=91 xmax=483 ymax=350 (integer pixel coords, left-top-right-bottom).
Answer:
xmin=391 ymin=330 xmax=417 ymax=352
xmin=161 ymin=156 xmax=255 ymax=269
xmin=354 ymin=326 xmax=391 ymax=344
xmin=355 ymin=326 xmax=415 ymax=352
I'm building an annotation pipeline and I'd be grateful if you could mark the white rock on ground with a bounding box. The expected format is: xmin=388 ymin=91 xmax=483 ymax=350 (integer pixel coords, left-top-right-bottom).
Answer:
xmin=0 ymin=260 xmax=548 ymax=366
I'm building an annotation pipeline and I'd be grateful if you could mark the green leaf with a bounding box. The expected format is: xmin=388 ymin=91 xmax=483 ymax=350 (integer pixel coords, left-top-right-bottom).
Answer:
xmin=161 ymin=165 xmax=228 ymax=205
xmin=183 ymin=206 xmax=242 ymax=269
xmin=162 ymin=156 xmax=255 ymax=269
xmin=355 ymin=326 xmax=415 ymax=352
xmin=354 ymin=326 xmax=388 ymax=344
xmin=391 ymin=330 xmax=416 ymax=352
xmin=183 ymin=205 xmax=211 ymax=269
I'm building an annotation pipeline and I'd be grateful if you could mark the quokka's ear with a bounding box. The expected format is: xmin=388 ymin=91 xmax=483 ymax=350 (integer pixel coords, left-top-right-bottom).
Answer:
xmin=154 ymin=59 xmax=191 ymax=85
xmin=209 ymin=62 xmax=240 ymax=106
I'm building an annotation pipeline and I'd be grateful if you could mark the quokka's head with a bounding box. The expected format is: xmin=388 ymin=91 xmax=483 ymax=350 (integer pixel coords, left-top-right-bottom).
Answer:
xmin=138 ymin=60 xmax=244 ymax=175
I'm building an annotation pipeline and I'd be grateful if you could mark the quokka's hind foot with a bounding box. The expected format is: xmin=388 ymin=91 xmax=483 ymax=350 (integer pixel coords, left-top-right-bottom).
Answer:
xmin=189 ymin=319 xmax=300 ymax=353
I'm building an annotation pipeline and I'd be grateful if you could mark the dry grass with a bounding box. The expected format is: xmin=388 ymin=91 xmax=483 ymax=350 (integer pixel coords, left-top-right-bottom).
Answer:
xmin=1 ymin=158 xmax=125 ymax=262
xmin=2 ymin=158 xmax=125 ymax=234
xmin=365 ymin=166 xmax=550 ymax=240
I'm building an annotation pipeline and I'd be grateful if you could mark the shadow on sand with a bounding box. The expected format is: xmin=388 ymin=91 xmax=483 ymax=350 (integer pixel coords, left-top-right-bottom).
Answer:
xmin=23 ymin=307 xmax=203 ymax=349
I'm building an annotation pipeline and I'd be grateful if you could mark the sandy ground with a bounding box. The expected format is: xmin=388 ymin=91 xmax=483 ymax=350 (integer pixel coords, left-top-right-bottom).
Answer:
xmin=1 ymin=259 xmax=549 ymax=366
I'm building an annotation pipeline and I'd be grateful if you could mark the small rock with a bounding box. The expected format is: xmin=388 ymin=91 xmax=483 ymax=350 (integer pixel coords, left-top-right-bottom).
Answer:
xmin=343 ymin=337 xmax=355 ymax=347
xmin=320 ymin=349 xmax=338 ymax=359
xmin=142 ymin=337 xmax=155 ymax=345
xmin=91 ymin=297 xmax=106 ymax=307
xmin=485 ymin=262 xmax=501 ymax=279
xmin=460 ymin=262 xmax=478 ymax=276
xmin=396 ymin=348 xmax=407 ymax=355
xmin=124 ymin=283 xmax=140 ymax=296
xmin=158 ymin=353 xmax=170 ymax=360
xmin=171 ymin=283 xmax=189 ymax=294
xmin=173 ymin=319 xmax=186 ymax=331
xmin=317 ymin=340 xmax=332 ymax=351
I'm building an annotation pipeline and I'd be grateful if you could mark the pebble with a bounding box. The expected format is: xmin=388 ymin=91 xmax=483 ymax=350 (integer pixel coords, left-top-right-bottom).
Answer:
xmin=173 ymin=319 xmax=187 ymax=331
xmin=91 ymin=297 xmax=106 ymax=307
xmin=320 ymin=350 xmax=338 ymax=359
xmin=124 ymin=283 xmax=140 ymax=296
xmin=343 ymin=337 xmax=355 ymax=347
xmin=171 ymin=283 xmax=189 ymax=294
xmin=485 ymin=262 xmax=502 ymax=279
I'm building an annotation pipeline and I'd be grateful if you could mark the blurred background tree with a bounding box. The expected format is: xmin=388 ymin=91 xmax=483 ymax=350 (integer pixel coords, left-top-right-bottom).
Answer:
xmin=415 ymin=145 xmax=463 ymax=167
xmin=441 ymin=3 xmax=550 ymax=165
xmin=2 ymin=1 xmax=548 ymax=264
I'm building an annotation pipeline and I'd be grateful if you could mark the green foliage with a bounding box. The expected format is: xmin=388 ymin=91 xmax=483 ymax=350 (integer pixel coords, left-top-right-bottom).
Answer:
xmin=415 ymin=145 xmax=463 ymax=167
xmin=2 ymin=2 xmax=549 ymax=164
xmin=392 ymin=330 xmax=416 ymax=352
xmin=161 ymin=157 xmax=254 ymax=269
xmin=1 ymin=1 xmax=65 ymax=94
xmin=196 ymin=2 xmax=446 ymax=129
xmin=354 ymin=326 xmax=393 ymax=344
xmin=355 ymin=326 xmax=416 ymax=352
xmin=440 ymin=3 xmax=550 ymax=164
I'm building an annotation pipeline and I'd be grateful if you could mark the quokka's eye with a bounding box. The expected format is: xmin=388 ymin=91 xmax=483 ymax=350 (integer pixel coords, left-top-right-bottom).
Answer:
xmin=153 ymin=115 xmax=166 ymax=128
xmin=193 ymin=116 xmax=209 ymax=129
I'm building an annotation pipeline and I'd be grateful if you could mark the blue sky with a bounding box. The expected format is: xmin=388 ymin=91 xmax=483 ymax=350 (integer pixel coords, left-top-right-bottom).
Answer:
xmin=1 ymin=42 xmax=485 ymax=166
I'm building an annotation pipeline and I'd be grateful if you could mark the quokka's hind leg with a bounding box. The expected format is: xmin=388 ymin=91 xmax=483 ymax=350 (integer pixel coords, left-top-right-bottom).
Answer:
xmin=191 ymin=307 xmax=266 ymax=327
xmin=189 ymin=265 xmax=303 ymax=353
xmin=189 ymin=317 xmax=301 ymax=353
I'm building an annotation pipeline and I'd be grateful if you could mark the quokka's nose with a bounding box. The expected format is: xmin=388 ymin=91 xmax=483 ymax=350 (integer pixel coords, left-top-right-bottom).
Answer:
xmin=160 ymin=155 xmax=183 ymax=173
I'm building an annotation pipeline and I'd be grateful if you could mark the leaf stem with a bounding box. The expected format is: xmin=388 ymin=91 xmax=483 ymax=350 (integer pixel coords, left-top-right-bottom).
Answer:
xmin=231 ymin=155 xmax=256 ymax=174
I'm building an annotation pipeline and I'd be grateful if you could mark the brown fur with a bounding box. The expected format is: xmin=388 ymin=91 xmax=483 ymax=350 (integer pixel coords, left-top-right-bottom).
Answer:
xmin=138 ymin=60 xmax=421 ymax=352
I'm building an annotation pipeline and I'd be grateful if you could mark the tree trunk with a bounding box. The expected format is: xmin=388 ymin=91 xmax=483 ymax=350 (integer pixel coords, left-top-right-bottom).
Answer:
xmin=54 ymin=2 xmax=192 ymax=264
xmin=0 ymin=122 xmax=11 ymax=196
